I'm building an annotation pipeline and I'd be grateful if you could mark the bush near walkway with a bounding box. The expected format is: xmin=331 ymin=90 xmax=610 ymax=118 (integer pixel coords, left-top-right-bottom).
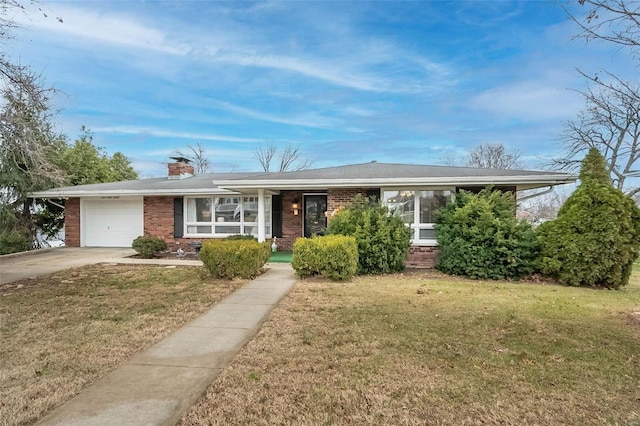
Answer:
xmin=538 ymin=148 xmax=640 ymax=289
xmin=326 ymin=195 xmax=411 ymax=274
xmin=200 ymin=239 xmax=270 ymax=279
xmin=435 ymin=187 xmax=538 ymax=280
xmin=292 ymin=235 xmax=358 ymax=281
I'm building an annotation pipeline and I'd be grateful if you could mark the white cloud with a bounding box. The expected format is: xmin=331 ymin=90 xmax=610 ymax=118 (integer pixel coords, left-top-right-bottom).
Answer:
xmin=470 ymin=80 xmax=583 ymax=121
xmin=17 ymin=4 xmax=187 ymax=55
xmin=92 ymin=126 xmax=263 ymax=144
xmin=210 ymin=100 xmax=337 ymax=128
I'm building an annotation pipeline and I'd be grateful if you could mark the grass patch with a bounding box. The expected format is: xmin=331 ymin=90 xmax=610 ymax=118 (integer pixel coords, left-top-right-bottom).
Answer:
xmin=0 ymin=264 xmax=243 ymax=426
xmin=182 ymin=271 xmax=640 ymax=425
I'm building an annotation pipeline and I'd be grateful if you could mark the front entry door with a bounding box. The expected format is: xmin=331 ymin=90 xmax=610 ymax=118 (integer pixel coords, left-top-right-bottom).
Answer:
xmin=303 ymin=194 xmax=327 ymax=238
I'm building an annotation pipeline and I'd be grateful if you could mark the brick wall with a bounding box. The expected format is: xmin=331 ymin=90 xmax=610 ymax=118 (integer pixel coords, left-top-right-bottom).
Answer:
xmin=143 ymin=196 xmax=174 ymax=241
xmin=406 ymin=245 xmax=439 ymax=268
xmin=278 ymin=191 xmax=304 ymax=250
xmin=64 ymin=198 xmax=80 ymax=247
xmin=168 ymin=162 xmax=195 ymax=178
xmin=326 ymin=188 xmax=371 ymax=220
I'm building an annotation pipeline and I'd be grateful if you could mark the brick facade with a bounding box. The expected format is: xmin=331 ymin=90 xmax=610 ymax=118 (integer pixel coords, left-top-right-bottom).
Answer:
xmin=65 ymin=191 xmax=440 ymax=267
xmin=406 ymin=245 xmax=439 ymax=268
xmin=64 ymin=198 xmax=80 ymax=247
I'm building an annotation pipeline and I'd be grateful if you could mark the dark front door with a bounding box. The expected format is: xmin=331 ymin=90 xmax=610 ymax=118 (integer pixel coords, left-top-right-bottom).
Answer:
xmin=304 ymin=194 xmax=327 ymax=238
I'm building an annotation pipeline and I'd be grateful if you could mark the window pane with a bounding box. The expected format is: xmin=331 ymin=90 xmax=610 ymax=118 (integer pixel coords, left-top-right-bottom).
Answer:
xmin=383 ymin=190 xmax=414 ymax=225
xmin=215 ymin=225 xmax=241 ymax=234
xmin=187 ymin=198 xmax=212 ymax=222
xmin=243 ymin=197 xmax=258 ymax=222
xmin=419 ymin=228 xmax=436 ymax=239
xmin=187 ymin=225 xmax=212 ymax=234
xmin=419 ymin=190 xmax=452 ymax=223
xmin=215 ymin=197 xmax=240 ymax=223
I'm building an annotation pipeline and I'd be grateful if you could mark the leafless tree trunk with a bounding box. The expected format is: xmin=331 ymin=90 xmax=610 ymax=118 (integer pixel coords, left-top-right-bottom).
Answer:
xmin=254 ymin=143 xmax=314 ymax=172
xmin=173 ymin=142 xmax=210 ymax=174
xmin=254 ymin=143 xmax=277 ymax=172
xmin=551 ymin=71 xmax=640 ymax=196
xmin=466 ymin=143 xmax=523 ymax=169
xmin=278 ymin=145 xmax=314 ymax=172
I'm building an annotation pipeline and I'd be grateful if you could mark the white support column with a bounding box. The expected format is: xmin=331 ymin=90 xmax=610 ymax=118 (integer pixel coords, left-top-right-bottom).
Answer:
xmin=257 ymin=188 xmax=266 ymax=243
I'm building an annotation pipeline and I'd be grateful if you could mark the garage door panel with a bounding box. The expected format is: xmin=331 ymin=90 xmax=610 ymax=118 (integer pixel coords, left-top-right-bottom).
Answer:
xmin=83 ymin=199 xmax=143 ymax=247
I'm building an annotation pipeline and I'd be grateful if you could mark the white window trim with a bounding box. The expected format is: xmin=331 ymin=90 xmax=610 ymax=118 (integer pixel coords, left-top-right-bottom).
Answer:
xmin=183 ymin=195 xmax=272 ymax=238
xmin=382 ymin=187 xmax=454 ymax=245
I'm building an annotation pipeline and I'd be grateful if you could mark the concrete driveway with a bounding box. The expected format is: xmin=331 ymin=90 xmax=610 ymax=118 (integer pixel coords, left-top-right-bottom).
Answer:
xmin=0 ymin=247 xmax=136 ymax=285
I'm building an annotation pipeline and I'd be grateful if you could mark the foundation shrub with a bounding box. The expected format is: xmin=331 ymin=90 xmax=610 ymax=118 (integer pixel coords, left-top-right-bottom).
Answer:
xmin=292 ymin=235 xmax=358 ymax=281
xmin=200 ymin=239 xmax=270 ymax=279
xmin=435 ymin=188 xmax=538 ymax=280
xmin=226 ymin=234 xmax=258 ymax=241
xmin=132 ymin=235 xmax=167 ymax=259
xmin=326 ymin=195 xmax=411 ymax=274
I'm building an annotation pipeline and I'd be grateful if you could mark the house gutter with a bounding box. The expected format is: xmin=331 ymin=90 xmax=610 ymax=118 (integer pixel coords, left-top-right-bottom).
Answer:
xmin=212 ymin=174 xmax=578 ymax=190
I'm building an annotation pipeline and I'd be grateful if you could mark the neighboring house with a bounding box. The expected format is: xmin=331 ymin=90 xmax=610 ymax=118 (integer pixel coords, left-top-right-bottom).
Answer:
xmin=30 ymin=159 xmax=576 ymax=267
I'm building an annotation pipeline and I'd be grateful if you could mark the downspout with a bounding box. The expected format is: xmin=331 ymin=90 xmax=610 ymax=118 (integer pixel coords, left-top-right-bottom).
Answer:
xmin=517 ymin=186 xmax=555 ymax=203
xmin=44 ymin=198 xmax=65 ymax=210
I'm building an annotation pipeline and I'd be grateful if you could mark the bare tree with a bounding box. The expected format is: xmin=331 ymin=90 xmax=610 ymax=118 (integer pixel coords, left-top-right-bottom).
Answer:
xmin=254 ymin=143 xmax=314 ymax=172
xmin=552 ymin=71 xmax=640 ymax=196
xmin=567 ymin=0 xmax=640 ymax=60
xmin=173 ymin=142 xmax=210 ymax=174
xmin=254 ymin=143 xmax=277 ymax=172
xmin=466 ymin=143 xmax=524 ymax=169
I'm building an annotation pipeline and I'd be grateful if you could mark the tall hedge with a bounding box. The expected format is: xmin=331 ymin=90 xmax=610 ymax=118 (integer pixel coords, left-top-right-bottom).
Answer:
xmin=326 ymin=195 xmax=411 ymax=274
xmin=537 ymin=148 xmax=640 ymax=289
xmin=435 ymin=188 xmax=538 ymax=280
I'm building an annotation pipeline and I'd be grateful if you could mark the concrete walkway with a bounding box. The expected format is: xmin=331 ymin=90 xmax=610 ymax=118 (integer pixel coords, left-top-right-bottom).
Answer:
xmin=36 ymin=262 xmax=297 ymax=426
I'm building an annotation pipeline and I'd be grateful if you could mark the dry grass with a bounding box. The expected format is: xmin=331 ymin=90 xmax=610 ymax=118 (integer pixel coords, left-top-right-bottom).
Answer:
xmin=182 ymin=270 xmax=640 ymax=426
xmin=0 ymin=264 xmax=243 ymax=426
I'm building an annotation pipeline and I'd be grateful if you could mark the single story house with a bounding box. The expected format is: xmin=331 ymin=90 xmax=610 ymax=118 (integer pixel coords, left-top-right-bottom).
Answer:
xmin=30 ymin=159 xmax=576 ymax=267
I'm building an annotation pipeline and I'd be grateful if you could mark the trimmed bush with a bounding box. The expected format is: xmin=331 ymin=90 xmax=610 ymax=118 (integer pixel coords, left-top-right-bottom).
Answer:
xmin=326 ymin=195 xmax=411 ymax=274
xmin=200 ymin=239 xmax=270 ymax=279
xmin=435 ymin=188 xmax=538 ymax=280
xmin=226 ymin=234 xmax=258 ymax=241
xmin=132 ymin=235 xmax=167 ymax=259
xmin=292 ymin=235 xmax=358 ymax=281
xmin=537 ymin=148 xmax=640 ymax=289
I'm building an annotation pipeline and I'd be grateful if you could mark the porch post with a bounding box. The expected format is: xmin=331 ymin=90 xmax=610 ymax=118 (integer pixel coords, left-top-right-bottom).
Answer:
xmin=257 ymin=188 xmax=266 ymax=243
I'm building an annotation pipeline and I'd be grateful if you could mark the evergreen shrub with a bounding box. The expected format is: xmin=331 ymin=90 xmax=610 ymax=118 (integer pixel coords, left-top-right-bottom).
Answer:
xmin=326 ymin=195 xmax=411 ymax=274
xmin=435 ymin=188 xmax=538 ymax=280
xmin=200 ymin=239 xmax=270 ymax=279
xmin=537 ymin=148 xmax=640 ymax=289
xmin=225 ymin=234 xmax=258 ymax=241
xmin=132 ymin=235 xmax=167 ymax=259
xmin=292 ymin=235 xmax=358 ymax=281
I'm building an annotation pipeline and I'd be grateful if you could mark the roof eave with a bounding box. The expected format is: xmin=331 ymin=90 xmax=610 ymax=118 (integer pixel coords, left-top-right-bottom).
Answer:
xmin=29 ymin=188 xmax=239 ymax=198
xmin=212 ymin=175 xmax=578 ymax=190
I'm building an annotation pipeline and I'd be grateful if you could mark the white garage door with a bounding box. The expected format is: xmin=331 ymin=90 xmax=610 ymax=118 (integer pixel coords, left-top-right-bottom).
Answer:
xmin=83 ymin=198 xmax=144 ymax=247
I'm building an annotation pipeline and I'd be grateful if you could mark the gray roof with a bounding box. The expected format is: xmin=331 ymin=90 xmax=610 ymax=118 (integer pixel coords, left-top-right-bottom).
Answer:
xmin=30 ymin=162 xmax=576 ymax=198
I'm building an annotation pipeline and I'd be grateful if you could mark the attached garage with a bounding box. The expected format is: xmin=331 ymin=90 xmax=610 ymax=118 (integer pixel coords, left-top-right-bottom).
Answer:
xmin=81 ymin=197 xmax=144 ymax=247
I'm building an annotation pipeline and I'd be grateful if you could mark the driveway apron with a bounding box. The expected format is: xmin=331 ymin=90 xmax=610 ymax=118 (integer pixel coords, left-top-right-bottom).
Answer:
xmin=0 ymin=247 xmax=136 ymax=285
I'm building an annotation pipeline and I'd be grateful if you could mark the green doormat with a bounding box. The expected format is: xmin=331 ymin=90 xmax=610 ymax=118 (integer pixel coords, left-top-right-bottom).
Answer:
xmin=269 ymin=251 xmax=293 ymax=263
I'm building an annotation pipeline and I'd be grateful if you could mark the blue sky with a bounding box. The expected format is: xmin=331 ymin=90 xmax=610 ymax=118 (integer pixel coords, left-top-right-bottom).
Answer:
xmin=8 ymin=0 xmax=637 ymax=177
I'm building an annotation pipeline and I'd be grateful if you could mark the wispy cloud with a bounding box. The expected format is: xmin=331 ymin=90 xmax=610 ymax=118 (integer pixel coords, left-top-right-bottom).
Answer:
xmin=92 ymin=126 xmax=264 ymax=144
xmin=18 ymin=4 xmax=187 ymax=55
xmin=210 ymin=100 xmax=337 ymax=128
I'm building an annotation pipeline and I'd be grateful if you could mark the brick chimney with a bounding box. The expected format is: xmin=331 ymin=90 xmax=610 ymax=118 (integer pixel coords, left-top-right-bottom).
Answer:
xmin=168 ymin=157 xmax=195 ymax=179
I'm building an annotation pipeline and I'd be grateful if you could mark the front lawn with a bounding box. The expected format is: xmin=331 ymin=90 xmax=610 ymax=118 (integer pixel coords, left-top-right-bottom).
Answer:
xmin=0 ymin=264 xmax=243 ymax=426
xmin=182 ymin=270 xmax=640 ymax=425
